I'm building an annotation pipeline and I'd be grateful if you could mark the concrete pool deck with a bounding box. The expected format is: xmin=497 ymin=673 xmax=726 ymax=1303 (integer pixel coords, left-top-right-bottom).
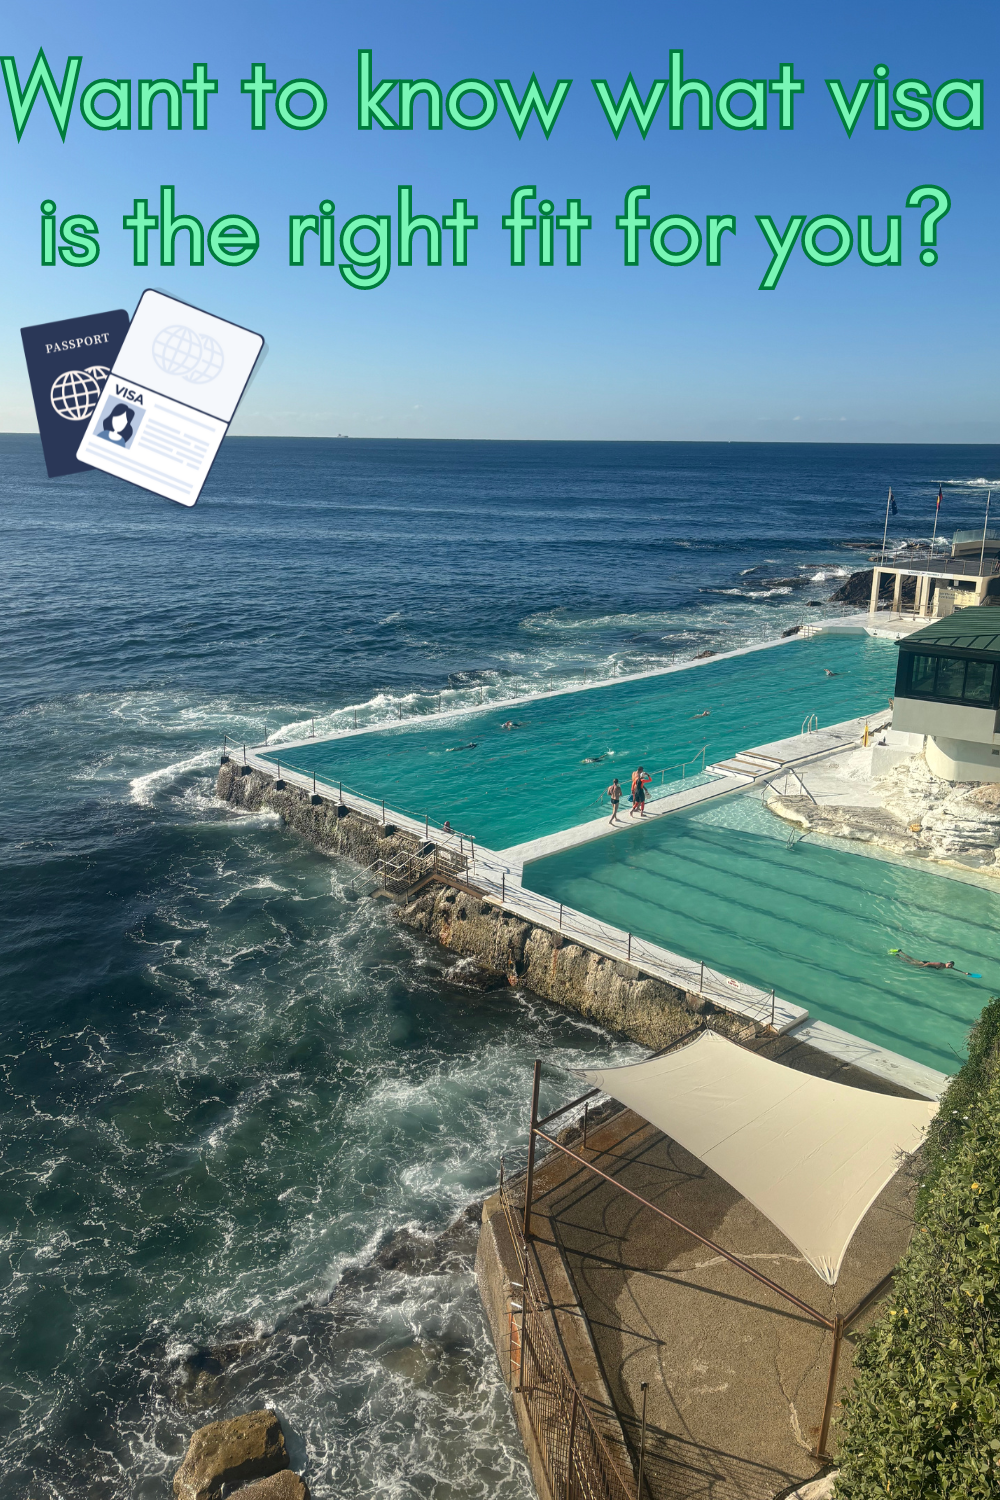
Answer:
xmin=500 ymin=712 xmax=893 ymax=866
xmin=486 ymin=1062 xmax=922 ymax=1500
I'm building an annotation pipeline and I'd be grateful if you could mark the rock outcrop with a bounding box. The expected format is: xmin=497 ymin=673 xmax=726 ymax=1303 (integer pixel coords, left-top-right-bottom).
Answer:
xmin=397 ymin=884 xmax=755 ymax=1051
xmin=218 ymin=758 xmax=428 ymax=877
xmin=231 ymin=1473 xmax=310 ymax=1500
xmin=173 ymin=1409 xmax=288 ymax=1500
xmin=767 ymin=754 xmax=1000 ymax=871
xmin=217 ymin=760 xmax=759 ymax=1053
xmin=827 ymin=569 xmax=917 ymax=608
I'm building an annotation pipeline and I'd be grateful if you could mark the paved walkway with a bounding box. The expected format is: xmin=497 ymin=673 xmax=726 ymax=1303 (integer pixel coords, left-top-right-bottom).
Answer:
xmin=527 ymin=1058 xmax=919 ymax=1500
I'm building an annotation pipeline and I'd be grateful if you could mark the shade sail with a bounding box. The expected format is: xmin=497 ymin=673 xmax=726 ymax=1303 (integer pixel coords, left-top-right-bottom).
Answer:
xmin=580 ymin=1031 xmax=937 ymax=1285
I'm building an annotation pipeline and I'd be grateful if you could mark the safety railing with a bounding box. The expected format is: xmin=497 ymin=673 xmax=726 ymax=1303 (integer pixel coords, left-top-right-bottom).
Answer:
xmin=777 ymin=766 xmax=818 ymax=805
xmin=497 ymin=1169 xmax=639 ymax=1500
xmin=225 ymin=743 xmax=481 ymax=870
xmin=871 ymin=550 xmax=1000 ymax=576
xmin=650 ymin=744 xmax=709 ymax=786
xmin=348 ymin=843 xmax=474 ymax=899
xmin=475 ymin=859 xmax=783 ymax=1031
xmin=583 ymin=747 xmax=710 ymax=812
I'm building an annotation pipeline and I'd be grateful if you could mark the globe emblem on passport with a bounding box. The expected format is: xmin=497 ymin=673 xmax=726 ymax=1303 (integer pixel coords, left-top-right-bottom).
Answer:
xmin=50 ymin=365 xmax=110 ymax=421
xmin=152 ymin=325 xmax=224 ymax=385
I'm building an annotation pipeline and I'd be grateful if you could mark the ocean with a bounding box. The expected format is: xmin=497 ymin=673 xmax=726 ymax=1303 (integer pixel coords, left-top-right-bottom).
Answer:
xmin=2 ymin=434 xmax=998 ymax=1497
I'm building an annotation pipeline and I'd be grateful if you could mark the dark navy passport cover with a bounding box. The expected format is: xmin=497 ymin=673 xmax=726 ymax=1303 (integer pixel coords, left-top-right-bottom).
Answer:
xmin=21 ymin=310 xmax=130 ymax=477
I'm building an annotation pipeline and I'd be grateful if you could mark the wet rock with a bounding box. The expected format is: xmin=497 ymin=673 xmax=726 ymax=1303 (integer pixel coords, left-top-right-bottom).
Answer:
xmin=380 ymin=1341 xmax=435 ymax=1384
xmin=216 ymin=761 xmax=431 ymax=889
xmin=781 ymin=625 xmax=801 ymax=637
xmin=768 ymin=754 xmax=1000 ymax=871
xmin=692 ymin=648 xmax=717 ymax=658
xmin=443 ymin=956 xmax=507 ymax=991
xmin=173 ymin=1409 xmax=288 ymax=1500
xmin=827 ymin=569 xmax=916 ymax=608
xmin=175 ymin=1337 xmax=269 ymax=1410
xmin=232 ymin=1473 xmax=310 ymax=1500
xmin=374 ymin=1202 xmax=481 ymax=1274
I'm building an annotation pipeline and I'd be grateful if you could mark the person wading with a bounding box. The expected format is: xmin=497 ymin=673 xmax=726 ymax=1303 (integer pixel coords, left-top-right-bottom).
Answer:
xmin=607 ymin=777 xmax=622 ymax=824
xmin=630 ymin=766 xmax=651 ymax=818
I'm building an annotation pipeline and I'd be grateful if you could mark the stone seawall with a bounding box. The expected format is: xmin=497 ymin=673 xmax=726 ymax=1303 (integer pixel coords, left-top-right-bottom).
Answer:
xmin=216 ymin=760 xmax=926 ymax=1092
xmin=217 ymin=757 xmax=429 ymax=872
xmin=216 ymin=759 xmax=745 ymax=1053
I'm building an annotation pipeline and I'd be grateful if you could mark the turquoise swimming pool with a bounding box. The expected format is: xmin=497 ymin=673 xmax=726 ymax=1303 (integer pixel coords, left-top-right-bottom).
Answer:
xmin=522 ymin=792 xmax=998 ymax=1074
xmin=263 ymin=632 xmax=896 ymax=850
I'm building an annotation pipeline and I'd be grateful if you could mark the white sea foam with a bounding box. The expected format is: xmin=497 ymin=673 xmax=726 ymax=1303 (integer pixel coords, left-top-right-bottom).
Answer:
xmin=129 ymin=749 xmax=218 ymax=805
xmin=705 ymin=586 xmax=793 ymax=598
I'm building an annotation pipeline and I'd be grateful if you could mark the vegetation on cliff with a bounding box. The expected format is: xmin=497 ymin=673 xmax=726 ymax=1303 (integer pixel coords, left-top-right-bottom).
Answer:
xmin=835 ymin=997 xmax=1000 ymax=1499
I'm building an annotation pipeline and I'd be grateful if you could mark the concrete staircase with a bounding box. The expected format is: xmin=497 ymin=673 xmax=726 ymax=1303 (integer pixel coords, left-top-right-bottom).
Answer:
xmin=706 ymin=750 xmax=785 ymax=782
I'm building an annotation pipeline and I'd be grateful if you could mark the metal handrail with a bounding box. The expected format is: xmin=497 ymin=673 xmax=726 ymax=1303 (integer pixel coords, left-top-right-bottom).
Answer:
xmin=497 ymin=1171 xmax=639 ymax=1500
xmin=872 ymin=550 xmax=1000 ymax=577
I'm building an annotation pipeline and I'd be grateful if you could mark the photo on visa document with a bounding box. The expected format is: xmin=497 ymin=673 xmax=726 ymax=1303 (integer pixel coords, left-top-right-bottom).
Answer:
xmin=76 ymin=290 xmax=263 ymax=506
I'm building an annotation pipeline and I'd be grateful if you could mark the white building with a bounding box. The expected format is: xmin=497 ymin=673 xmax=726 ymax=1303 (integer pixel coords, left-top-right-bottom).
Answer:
xmin=892 ymin=606 xmax=1000 ymax=782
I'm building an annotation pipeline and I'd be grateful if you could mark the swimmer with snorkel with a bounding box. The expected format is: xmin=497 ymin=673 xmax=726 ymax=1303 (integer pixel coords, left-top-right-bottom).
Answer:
xmin=890 ymin=949 xmax=981 ymax=977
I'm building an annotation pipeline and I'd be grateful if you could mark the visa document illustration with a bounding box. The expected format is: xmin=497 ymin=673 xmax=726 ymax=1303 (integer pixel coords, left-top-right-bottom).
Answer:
xmin=76 ymin=291 xmax=263 ymax=507
xmin=21 ymin=309 xmax=130 ymax=477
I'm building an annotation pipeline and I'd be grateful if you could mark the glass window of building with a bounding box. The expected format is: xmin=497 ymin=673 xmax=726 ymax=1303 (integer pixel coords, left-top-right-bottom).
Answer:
xmin=935 ymin=657 xmax=967 ymax=699
xmin=909 ymin=655 xmax=937 ymax=694
xmin=963 ymin=659 xmax=995 ymax=703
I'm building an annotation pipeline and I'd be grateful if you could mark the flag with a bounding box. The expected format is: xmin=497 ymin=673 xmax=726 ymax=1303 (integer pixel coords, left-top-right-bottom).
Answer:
xmin=936 ymin=486 xmax=943 ymax=512
xmin=889 ymin=489 xmax=897 ymax=516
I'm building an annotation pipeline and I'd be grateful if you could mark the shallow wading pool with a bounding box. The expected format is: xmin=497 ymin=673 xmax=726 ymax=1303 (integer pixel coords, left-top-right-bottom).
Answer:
xmin=263 ymin=632 xmax=896 ymax=849
xmin=522 ymin=791 xmax=999 ymax=1074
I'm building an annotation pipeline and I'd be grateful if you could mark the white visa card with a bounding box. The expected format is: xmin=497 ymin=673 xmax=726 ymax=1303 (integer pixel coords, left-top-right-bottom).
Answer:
xmin=76 ymin=290 xmax=263 ymax=507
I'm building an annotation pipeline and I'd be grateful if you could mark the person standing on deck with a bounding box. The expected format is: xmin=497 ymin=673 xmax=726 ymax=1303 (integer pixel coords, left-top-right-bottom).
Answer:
xmin=630 ymin=766 xmax=651 ymax=817
xmin=607 ymin=777 xmax=622 ymax=824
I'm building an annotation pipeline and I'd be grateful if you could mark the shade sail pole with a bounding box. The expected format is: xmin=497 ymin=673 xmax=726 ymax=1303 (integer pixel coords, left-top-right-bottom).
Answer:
xmin=816 ymin=1314 xmax=845 ymax=1459
xmin=523 ymin=1060 xmax=541 ymax=1241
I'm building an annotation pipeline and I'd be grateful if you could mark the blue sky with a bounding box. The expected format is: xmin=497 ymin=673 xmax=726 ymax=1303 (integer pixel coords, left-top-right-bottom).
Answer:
xmin=1 ymin=0 xmax=996 ymax=441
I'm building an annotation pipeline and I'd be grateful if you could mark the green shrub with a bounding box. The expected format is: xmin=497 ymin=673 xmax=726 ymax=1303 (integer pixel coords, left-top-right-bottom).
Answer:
xmin=834 ymin=997 xmax=1000 ymax=1498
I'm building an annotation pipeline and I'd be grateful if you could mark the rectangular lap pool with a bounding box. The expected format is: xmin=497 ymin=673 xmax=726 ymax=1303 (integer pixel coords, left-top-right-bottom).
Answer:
xmin=263 ymin=632 xmax=896 ymax=850
xmin=522 ymin=791 xmax=999 ymax=1075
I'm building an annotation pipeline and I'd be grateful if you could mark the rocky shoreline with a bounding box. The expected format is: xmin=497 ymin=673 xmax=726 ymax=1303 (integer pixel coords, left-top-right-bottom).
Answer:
xmin=767 ymin=753 xmax=1000 ymax=873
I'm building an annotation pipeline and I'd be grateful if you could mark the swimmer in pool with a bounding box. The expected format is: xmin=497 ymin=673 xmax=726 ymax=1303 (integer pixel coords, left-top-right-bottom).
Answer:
xmin=890 ymin=950 xmax=954 ymax=970
xmin=692 ymin=710 xmax=710 ymax=718
xmin=824 ymin=669 xmax=840 ymax=677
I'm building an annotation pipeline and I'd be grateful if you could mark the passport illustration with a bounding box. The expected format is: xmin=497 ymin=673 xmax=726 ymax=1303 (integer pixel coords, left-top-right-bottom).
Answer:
xmin=76 ymin=291 xmax=264 ymax=507
xmin=21 ymin=309 xmax=130 ymax=477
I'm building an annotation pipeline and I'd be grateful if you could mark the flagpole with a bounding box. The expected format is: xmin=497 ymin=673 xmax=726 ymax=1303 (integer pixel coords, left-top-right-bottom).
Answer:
xmin=931 ymin=486 xmax=940 ymax=551
xmin=880 ymin=487 xmax=892 ymax=563
xmin=978 ymin=489 xmax=992 ymax=575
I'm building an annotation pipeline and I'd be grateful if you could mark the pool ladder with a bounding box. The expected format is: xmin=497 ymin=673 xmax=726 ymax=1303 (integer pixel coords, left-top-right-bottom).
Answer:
xmin=801 ymin=713 xmax=819 ymax=735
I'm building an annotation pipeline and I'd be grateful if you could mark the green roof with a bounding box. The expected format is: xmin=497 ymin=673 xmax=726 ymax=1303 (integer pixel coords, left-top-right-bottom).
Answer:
xmin=900 ymin=606 xmax=1000 ymax=657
